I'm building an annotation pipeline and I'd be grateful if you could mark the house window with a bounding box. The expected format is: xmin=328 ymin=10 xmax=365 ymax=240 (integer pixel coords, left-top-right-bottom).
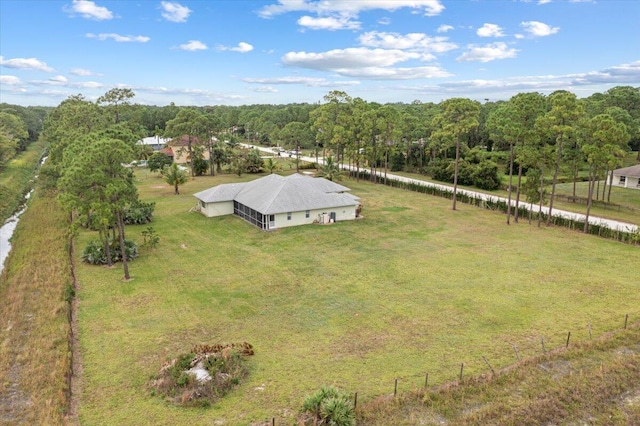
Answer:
xmin=620 ymin=176 xmax=626 ymax=185
xmin=305 ymin=210 xmax=310 ymax=218
xmin=287 ymin=212 xmax=292 ymax=220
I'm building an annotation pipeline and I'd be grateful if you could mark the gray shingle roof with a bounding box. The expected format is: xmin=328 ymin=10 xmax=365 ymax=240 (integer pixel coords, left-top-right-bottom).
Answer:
xmin=612 ymin=164 xmax=640 ymax=178
xmin=193 ymin=183 xmax=245 ymax=203
xmin=194 ymin=174 xmax=359 ymax=214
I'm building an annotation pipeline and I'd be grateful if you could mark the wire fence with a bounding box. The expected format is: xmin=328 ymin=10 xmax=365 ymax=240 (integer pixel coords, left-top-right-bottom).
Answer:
xmin=260 ymin=314 xmax=636 ymax=425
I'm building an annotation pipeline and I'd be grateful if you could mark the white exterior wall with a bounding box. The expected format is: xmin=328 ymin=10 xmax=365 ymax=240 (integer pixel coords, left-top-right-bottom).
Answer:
xmin=611 ymin=173 xmax=640 ymax=189
xmin=270 ymin=205 xmax=358 ymax=230
xmin=200 ymin=200 xmax=234 ymax=217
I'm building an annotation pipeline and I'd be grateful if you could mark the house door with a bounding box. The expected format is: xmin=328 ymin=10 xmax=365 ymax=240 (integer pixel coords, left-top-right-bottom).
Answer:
xmin=330 ymin=212 xmax=336 ymax=222
xmin=269 ymin=215 xmax=275 ymax=229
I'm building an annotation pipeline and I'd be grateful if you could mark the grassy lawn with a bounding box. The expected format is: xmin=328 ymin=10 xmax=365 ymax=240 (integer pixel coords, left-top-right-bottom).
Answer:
xmin=75 ymin=169 xmax=640 ymax=425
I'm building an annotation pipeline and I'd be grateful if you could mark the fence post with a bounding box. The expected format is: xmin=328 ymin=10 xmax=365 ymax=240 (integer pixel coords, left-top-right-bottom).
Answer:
xmin=541 ymin=336 xmax=546 ymax=353
xmin=512 ymin=344 xmax=520 ymax=361
xmin=424 ymin=372 xmax=429 ymax=388
xmin=394 ymin=378 xmax=398 ymax=396
xmin=566 ymin=332 xmax=571 ymax=348
xmin=482 ymin=356 xmax=495 ymax=375
xmin=459 ymin=363 xmax=464 ymax=382
xmin=624 ymin=314 xmax=629 ymax=329
xmin=353 ymin=392 xmax=357 ymax=410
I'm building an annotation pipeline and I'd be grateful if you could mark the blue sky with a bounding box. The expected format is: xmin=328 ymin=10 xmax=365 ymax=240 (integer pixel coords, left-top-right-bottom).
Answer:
xmin=1 ymin=0 xmax=638 ymax=107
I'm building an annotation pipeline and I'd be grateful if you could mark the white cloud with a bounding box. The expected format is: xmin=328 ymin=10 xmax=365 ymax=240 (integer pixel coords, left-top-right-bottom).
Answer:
xmin=520 ymin=21 xmax=559 ymax=37
xmin=0 ymin=75 xmax=21 ymax=85
xmin=358 ymin=31 xmax=457 ymax=54
xmin=0 ymin=56 xmax=54 ymax=72
xmin=538 ymin=0 xmax=552 ymax=4
xmin=437 ymin=24 xmax=454 ymax=33
xmin=178 ymin=40 xmax=208 ymax=51
xmin=297 ymin=15 xmax=361 ymax=31
xmin=258 ymin=0 xmax=445 ymax=18
xmin=160 ymin=1 xmax=192 ymax=23
xmin=218 ymin=42 xmax=254 ymax=53
xmin=457 ymin=42 xmax=518 ymax=62
xmin=70 ymin=68 xmax=97 ymax=76
xmin=334 ymin=66 xmax=452 ymax=79
xmin=50 ymin=75 xmax=68 ymax=83
xmin=242 ymin=76 xmax=360 ymax=87
xmin=86 ymin=33 xmax=150 ymax=43
xmin=378 ymin=17 xmax=391 ymax=26
xmin=252 ymin=86 xmax=278 ymax=93
xmin=64 ymin=0 xmax=113 ymax=20
xmin=283 ymin=47 xmax=421 ymax=70
xmin=281 ymin=47 xmax=451 ymax=79
xmin=477 ymin=23 xmax=505 ymax=38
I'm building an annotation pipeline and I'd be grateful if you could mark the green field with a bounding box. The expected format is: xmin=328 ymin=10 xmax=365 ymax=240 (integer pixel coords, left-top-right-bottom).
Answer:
xmin=75 ymin=169 xmax=640 ymax=425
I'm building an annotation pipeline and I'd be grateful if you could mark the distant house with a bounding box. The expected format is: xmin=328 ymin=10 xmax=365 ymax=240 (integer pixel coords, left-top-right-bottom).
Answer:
xmin=138 ymin=135 xmax=171 ymax=152
xmin=167 ymin=135 xmax=210 ymax=164
xmin=610 ymin=164 xmax=640 ymax=189
xmin=193 ymin=173 xmax=361 ymax=230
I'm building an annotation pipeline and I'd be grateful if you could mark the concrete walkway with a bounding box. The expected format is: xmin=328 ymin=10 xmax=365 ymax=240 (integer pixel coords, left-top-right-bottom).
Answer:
xmin=243 ymin=144 xmax=639 ymax=233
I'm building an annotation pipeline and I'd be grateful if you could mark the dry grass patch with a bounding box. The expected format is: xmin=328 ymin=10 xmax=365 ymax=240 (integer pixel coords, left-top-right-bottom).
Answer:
xmin=0 ymin=188 xmax=71 ymax=425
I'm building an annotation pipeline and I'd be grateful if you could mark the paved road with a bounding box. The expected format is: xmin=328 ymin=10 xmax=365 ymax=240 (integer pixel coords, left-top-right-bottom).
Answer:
xmin=244 ymin=144 xmax=639 ymax=233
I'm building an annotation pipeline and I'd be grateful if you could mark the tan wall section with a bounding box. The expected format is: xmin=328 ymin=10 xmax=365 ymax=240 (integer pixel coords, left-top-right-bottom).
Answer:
xmin=270 ymin=205 xmax=357 ymax=229
xmin=200 ymin=200 xmax=234 ymax=217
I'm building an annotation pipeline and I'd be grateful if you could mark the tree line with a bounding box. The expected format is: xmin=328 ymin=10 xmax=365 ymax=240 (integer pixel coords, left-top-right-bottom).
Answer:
xmin=0 ymin=103 xmax=50 ymax=170
xmin=27 ymin=85 xmax=640 ymax=271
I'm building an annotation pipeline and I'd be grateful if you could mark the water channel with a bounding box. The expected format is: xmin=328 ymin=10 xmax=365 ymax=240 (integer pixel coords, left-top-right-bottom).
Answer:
xmin=0 ymin=156 xmax=47 ymax=276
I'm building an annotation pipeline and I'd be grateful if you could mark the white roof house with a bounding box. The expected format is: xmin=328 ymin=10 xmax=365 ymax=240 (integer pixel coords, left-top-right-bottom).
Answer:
xmin=610 ymin=164 xmax=640 ymax=189
xmin=138 ymin=136 xmax=171 ymax=151
xmin=193 ymin=174 xmax=361 ymax=230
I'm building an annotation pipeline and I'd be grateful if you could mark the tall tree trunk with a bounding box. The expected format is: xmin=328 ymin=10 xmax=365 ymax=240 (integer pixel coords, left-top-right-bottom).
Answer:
xmin=506 ymin=142 xmax=514 ymax=225
xmin=601 ymin=167 xmax=609 ymax=200
xmin=188 ymin=136 xmax=194 ymax=178
xmin=103 ymin=225 xmax=112 ymax=266
xmin=174 ymin=182 xmax=179 ymax=195
xmin=116 ymin=210 xmax=130 ymax=280
xmin=514 ymin=164 xmax=523 ymax=223
xmin=607 ymin=169 xmax=615 ymax=202
xmin=452 ymin=135 xmax=460 ymax=211
xmin=538 ymin=163 xmax=545 ymax=228
xmin=584 ymin=169 xmax=596 ymax=233
xmin=572 ymin=164 xmax=578 ymax=198
xmin=546 ymin=139 xmax=563 ymax=226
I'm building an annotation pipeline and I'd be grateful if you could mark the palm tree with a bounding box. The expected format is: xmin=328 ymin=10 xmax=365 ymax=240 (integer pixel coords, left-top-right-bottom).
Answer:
xmin=163 ymin=163 xmax=187 ymax=195
xmin=264 ymin=157 xmax=280 ymax=174
xmin=319 ymin=156 xmax=341 ymax=181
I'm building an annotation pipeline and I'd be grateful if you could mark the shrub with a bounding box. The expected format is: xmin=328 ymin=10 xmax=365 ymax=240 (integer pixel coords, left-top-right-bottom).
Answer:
xmin=81 ymin=239 xmax=139 ymax=265
xmin=192 ymin=157 xmax=209 ymax=176
xmin=148 ymin=152 xmax=172 ymax=173
xmin=473 ymin=160 xmax=501 ymax=190
xmin=300 ymin=386 xmax=355 ymax=426
xmin=123 ymin=201 xmax=155 ymax=225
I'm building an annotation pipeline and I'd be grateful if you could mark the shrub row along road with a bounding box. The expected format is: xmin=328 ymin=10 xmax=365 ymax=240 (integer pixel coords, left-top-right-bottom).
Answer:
xmin=244 ymin=144 xmax=639 ymax=233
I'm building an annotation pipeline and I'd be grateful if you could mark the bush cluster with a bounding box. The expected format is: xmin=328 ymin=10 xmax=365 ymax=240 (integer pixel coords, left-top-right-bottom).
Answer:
xmin=123 ymin=200 xmax=155 ymax=225
xmin=430 ymin=159 xmax=501 ymax=190
xmin=81 ymin=239 xmax=139 ymax=265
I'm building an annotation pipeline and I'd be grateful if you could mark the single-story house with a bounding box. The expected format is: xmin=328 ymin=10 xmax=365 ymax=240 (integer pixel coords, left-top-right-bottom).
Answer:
xmin=138 ymin=135 xmax=171 ymax=151
xmin=168 ymin=135 xmax=211 ymax=164
xmin=193 ymin=173 xmax=361 ymax=230
xmin=610 ymin=164 xmax=640 ymax=189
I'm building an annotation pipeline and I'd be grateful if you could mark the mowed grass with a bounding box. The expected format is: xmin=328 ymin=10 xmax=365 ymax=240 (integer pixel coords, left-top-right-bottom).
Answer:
xmin=75 ymin=169 xmax=640 ymax=425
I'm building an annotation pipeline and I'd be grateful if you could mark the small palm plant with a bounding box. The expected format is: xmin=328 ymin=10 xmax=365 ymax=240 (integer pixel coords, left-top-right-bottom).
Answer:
xmin=163 ymin=163 xmax=187 ymax=195
xmin=301 ymin=386 xmax=355 ymax=426
xmin=319 ymin=156 xmax=341 ymax=181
